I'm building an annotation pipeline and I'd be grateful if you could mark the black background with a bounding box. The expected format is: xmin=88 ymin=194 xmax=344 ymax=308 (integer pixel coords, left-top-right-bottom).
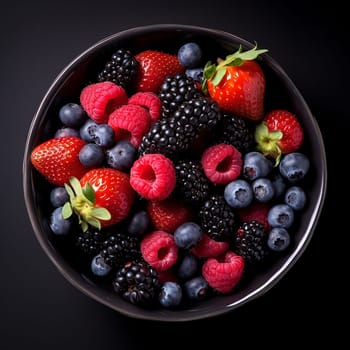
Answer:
xmin=1 ymin=0 xmax=347 ymax=348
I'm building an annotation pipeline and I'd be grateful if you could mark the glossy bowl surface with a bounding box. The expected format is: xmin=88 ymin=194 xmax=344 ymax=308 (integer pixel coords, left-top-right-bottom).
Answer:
xmin=23 ymin=24 xmax=327 ymax=322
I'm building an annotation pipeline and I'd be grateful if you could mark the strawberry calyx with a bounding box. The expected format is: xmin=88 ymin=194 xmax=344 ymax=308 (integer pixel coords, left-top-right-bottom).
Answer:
xmin=202 ymin=44 xmax=268 ymax=93
xmin=62 ymin=176 xmax=111 ymax=232
xmin=255 ymin=122 xmax=283 ymax=166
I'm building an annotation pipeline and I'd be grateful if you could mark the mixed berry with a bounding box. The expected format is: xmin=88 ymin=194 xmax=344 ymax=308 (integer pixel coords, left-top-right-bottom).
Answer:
xmin=30 ymin=40 xmax=311 ymax=310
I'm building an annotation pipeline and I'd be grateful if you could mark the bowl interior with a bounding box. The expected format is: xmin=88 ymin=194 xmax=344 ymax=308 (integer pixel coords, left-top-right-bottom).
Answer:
xmin=23 ymin=24 xmax=327 ymax=321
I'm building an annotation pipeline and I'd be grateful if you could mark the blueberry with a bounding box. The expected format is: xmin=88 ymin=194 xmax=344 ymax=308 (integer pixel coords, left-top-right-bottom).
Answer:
xmin=267 ymin=227 xmax=291 ymax=252
xmin=127 ymin=210 xmax=150 ymax=236
xmin=284 ymin=186 xmax=307 ymax=210
xmin=91 ymin=254 xmax=112 ymax=277
xmin=80 ymin=119 xmax=97 ymax=142
xmin=252 ymin=178 xmax=275 ymax=202
xmin=270 ymin=172 xmax=286 ymax=198
xmin=243 ymin=151 xmax=273 ymax=181
xmin=79 ymin=143 xmax=105 ymax=167
xmin=279 ymin=152 xmax=310 ymax=183
xmin=106 ymin=140 xmax=137 ymax=171
xmin=178 ymin=42 xmax=202 ymax=68
xmin=93 ymin=124 xmax=115 ymax=148
xmin=49 ymin=207 xmax=72 ymax=235
xmin=174 ymin=222 xmax=202 ymax=249
xmin=50 ymin=187 xmax=69 ymax=207
xmin=59 ymin=102 xmax=87 ymax=127
xmin=268 ymin=204 xmax=294 ymax=229
xmin=184 ymin=276 xmax=209 ymax=301
xmin=159 ymin=281 xmax=183 ymax=308
xmin=185 ymin=67 xmax=204 ymax=83
xmin=177 ymin=252 xmax=198 ymax=280
xmin=55 ymin=127 xmax=80 ymax=138
xmin=224 ymin=179 xmax=253 ymax=208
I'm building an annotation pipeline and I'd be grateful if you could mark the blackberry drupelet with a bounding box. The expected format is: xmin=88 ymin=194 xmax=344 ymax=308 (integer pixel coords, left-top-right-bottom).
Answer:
xmin=100 ymin=232 xmax=141 ymax=268
xmin=234 ymin=220 xmax=269 ymax=266
xmin=175 ymin=159 xmax=211 ymax=204
xmin=113 ymin=260 xmax=160 ymax=306
xmin=97 ymin=48 xmax=139 ymax=91
xmin=75 ymin=228 xmax=105 ymax=258
xmin=198 ymin=194 xmax=238 ymax=242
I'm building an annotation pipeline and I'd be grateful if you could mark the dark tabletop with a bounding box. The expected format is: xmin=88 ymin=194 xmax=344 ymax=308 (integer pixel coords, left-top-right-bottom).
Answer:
xmin=1 ymin=0 xmax=346 ymax=348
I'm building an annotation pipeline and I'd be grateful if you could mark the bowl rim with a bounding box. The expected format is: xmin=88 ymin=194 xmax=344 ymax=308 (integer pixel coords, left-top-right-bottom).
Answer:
xmin=22 ymin=23 xmax=328 ymax=322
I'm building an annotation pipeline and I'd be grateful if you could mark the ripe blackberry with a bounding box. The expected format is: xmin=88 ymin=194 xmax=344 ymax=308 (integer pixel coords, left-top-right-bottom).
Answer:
xmin=198 ymin=194 xmax=238 ymax=242
xmin=100 ymin=232 xmax=141 ymax=268
xmin=234 ymin=220 xmax=269 ymax=266
xmin=175 ymin=159 xmax=211 ymax=204
xmin=113 ymin=260 xmax=160 ymax=306
xmin=97 ymin=48 xmax=139 ymax=92
xmin=158 ymin=74 xmax=203 ymax=117
xmin=75 ymin=229 xmax=105 ymax=258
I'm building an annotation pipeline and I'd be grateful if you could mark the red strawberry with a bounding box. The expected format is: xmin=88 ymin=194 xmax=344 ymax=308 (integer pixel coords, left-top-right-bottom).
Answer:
xmin=238 ymin=201 xmax=272 ymax=231
xmin=134 ymin=50 xmax=185 ymax=93
xmin=147 ymin=198 xmax=194 ymax=233
xmin=30 ymin=136 xmax=87 ymax=186
xmin=255 ymin=109 xmax=304 ymax=165
xmin=191 ymin=233 xmax=229 ymax=258
xmin=203 ymin=45 xmax=268 ymax=121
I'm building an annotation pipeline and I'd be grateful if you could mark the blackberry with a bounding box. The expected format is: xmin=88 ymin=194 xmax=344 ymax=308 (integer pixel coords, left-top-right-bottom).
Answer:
xmin=75 ymin=229 xmax=105 ymax=258
xmin=198 ymin=194 xmax=238 ymax=242
xmin=158 ymin=74 xmax=203 ymax=117
xmin=100 ymin=232 xmax=141 ymax=268
xmin=175 ymin=159 xmax=211 ymax=204
xmin=113 ymin=260 xmax=160 ymax=307
xmin=212 ymin=113 xmax=255 ymax=154
xmin=97 ymin=48 xmax=139 ymax=92
xmin=234 ymin=220 xmax=269 ymax=266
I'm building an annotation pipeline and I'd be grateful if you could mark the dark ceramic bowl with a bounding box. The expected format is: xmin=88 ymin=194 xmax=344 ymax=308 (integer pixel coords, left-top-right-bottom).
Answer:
xmin=23 ymin=24 xmax=327 ymax=322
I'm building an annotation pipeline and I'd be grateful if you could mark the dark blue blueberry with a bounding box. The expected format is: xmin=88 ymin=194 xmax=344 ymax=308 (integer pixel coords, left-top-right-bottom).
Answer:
xmin=185 ymin=67 xmax=204 ymax=83
xmin=91 ymin=254 xmax=112 ymax=276
xmin=252 ymin=178 xmax=275 ymax=203
xmin=50 ymin=187 xmax=69 ymax=207
xmin=270 ymin=172 xmax=286 ymax=198
xmin=279 ymin=152 xmax=310 ymax=183
xmin=93 ymin=124 xmax=115 ymax=148
xmin=184 ymin=276 xmax=209 ymax=301
xmin=127 ymin=210 xmax=150 ymax=236
xmin=55 ymin=127 xmax=80 ymax=138
xmin=106 ymin=140 xmax=137 ymax=171
xmin=80 ymin=119 xmax=97 ymax=142
xmin=267 ymin=227 xmax=291 ymax=252
xmin=174 ymin=222 xmax=202 ymax=249
xmin=49 ymin=207 xmax=72 ymax=235
xmin=59 ymin=102 xmax=87 ymax=127
xmin=177 ymin=252 xmax=198 ymax=280
xmin=178 ymin=42 xmax=202 ymax=68
xmin=243 ymin=151 xmax=273 ymax=181
xmin=268 ymin=204 xmax=294 ymax=229
xmin=159 ymin=281 xmax=183 ymax=308
xmin=79 ymin=143 xmax=105 ymax=167
xmin=224 ymin=179 xmax=253 ymax=208
xmin=284 ymin=186 xmax=307 ymax=210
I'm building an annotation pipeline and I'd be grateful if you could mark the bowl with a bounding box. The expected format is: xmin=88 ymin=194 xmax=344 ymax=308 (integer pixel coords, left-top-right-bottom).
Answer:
xmin=23 ymin=24 xmax=327 ymax=322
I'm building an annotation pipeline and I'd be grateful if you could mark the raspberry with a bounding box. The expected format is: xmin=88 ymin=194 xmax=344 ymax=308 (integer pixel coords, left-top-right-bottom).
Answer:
xmin=147 ymin=198 xmax=194 ymax=233
xmin=238 ymin=201 xmax=272 ymax=231
xmin=128 ymin=92 xmax=162 ymax=122
xmin=80 ymin=82 xmax=128 ymax=124
xmin=108 ymin=104 xmax=151 ymax=148
xmin=191 ymin=233 xmax=229 ymax=258
xmin=130 ymin=153 xmax=176 ymax=200
xmin=140 ymin=231 xmax=179 ymax=271
xmin=202 ymin=251 xmax=245 ymax=294
xmin=201 ymin=143 xmax=242 ymax=184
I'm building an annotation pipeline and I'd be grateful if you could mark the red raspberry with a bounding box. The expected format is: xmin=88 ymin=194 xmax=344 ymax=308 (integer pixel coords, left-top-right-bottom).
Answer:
xmin=202 ymin=251 xmax=245 ymax=294
xmin=147 ymin=198 xmax=194 ymax=233
xmin=191 ymin=233 xmax=229 ymax=258
xmin=238 ymin=201 xmax=272 ymax=231
xmin=140 ymin=230 xmax=179 ymax=271
xmin=130 ymin=153 xmax=176 ymax=200
xmin=157 ymin=268 xmax=178 ymax=283
xmin=80 ymin=82 xmax=128 ymax=124
xmin=108 ymin=104 xmax=151 ymax=147
xmin=201 ymin=143 xmax=242 ymax=184
xmin=128 ymin=92 xmax=162 ymax=122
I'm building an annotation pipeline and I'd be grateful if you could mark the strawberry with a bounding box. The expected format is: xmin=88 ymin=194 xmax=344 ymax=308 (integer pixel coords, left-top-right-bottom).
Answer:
xmin=30 ymin=136 xmax=87 ymax=186
xmin=134 ymin=50 xmax=185 ymax=93
xmin=62 ymin=168 xmax=135 ymax=231
xmin=203 ymin=45 xmax=268 ymax=121
xmin=255 ymin=109 xmax=304 ymax=165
